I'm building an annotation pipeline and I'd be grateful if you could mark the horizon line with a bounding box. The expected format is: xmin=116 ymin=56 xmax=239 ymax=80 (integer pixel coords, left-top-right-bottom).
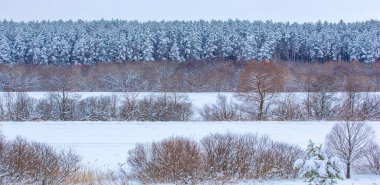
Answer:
xmin=1 ymin=18 xmax=380 ymax=24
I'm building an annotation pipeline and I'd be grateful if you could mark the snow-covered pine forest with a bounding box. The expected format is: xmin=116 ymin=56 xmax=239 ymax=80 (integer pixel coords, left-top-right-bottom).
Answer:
xmin=0 ymin=19 xmax=379 ymax=65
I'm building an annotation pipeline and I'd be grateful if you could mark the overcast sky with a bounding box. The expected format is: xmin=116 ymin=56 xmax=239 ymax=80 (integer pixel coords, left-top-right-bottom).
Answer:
xmin=1 ymin=0 xmax=379 ymax=23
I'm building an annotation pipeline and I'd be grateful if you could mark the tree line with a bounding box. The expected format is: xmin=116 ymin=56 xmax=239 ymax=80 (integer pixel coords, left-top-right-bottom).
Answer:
xmin=0 ymin=61 xmax=380 ymax=92
xmin=0 ymin=90 xmax=379 ymax=122
xmin=0 ymin=19 xmax=379 ymax=65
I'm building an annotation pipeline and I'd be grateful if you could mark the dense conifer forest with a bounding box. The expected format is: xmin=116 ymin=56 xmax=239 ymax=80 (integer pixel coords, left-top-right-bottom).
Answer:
xmin=0 ymin=20 xmax=379 ymax=65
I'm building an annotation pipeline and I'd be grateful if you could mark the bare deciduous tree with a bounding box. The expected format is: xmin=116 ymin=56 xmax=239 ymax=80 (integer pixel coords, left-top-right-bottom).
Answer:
xmin=325 ymin=121 xmax=375 ymax=178
xmin=236 ymin=63 xmax=284 ymax=120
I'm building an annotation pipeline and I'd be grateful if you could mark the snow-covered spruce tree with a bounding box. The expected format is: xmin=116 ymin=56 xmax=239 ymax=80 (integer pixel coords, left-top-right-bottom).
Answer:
xmin=294 ymin=140 xmax=344 ymax=185
xmin=0 ymin=34 xmax=11 ymax=63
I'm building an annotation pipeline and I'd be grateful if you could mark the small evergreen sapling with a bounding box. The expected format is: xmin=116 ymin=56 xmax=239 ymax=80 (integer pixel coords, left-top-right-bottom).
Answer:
xmin=294 ymin=140 xmax=344 ymax=185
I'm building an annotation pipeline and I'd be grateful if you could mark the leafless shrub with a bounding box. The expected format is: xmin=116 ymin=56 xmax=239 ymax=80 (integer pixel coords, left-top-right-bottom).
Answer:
xmin=127 ymin=137 xmax=202 ymax=184
xmin=34 ymin=94 xmax=56 ymax=120
xmin=0 ymin=132 xmax=6 ymax=180
xmin=199 ymin=94 xmax=240 ymax=121
xmin=308 ymin=92 xmax=339 ymax=120
xmin=120 ymin=93 xmax=193 ymax=121
xmin=76 ymin=95 xmax=119 ymax=121
xmin=355 ymin=142 xmax=380 ymax=174
xmin=120 ymin=93 xmax=140 ymax=120
xmin=53 ymin=92 xmax=80 ymax=121
xmin=340 ymin=92 xmax=380 ymax=121
xmin=1 ymin=92 xmax=36 ymax=121
xmin=201 ymin=133 xmax=302 ymax=180
xmin=0 ymin=137 xmax=82 ymax=184
xmin=201 ymin=133 xmax=257 ymax=180
xmin=125 ymin=133 xmax=304 ymax=184
xmin=272 ymin=94 xmax=304 ymax=121
xmin=359 ymin=94 xmax=380 ymax=120
xmin=14 ymin=92 xmax=36 ymax=121
xmin=59 ymin=149 xmax=83 ymax=183
xmin=325 ymin=121 xmax=375 ymax=178
xmin=265 ymin=142 xmax=303 ymax=178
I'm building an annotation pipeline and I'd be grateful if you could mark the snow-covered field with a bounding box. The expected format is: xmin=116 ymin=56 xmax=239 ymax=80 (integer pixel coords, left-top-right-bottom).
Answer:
xmin=2 ymin=121 xmax=380 ymax=184
xmin=3 ymin=121 xmax=330 ymax=169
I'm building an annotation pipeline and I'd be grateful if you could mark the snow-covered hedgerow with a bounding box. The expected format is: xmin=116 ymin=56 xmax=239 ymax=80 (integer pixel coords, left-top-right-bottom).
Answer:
xmin=294 ymin=140 xmax=344 ymax=185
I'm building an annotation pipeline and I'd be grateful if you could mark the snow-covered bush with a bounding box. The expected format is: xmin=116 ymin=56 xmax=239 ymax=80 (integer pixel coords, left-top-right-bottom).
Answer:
xmin=294 ymin=140 xmax=344 ymax=185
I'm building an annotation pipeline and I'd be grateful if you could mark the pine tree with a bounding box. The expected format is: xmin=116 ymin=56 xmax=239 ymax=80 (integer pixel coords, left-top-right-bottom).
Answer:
xmin=169 ymin=41 xmax=184 ymax=62
xmin=294 ymin=140 xmax=344 ymax=185
xmin=12 ymin=34 xmax=27 ymax=64
xmin=258 ymin=32 xmax=277 ymax=61
xmin=49 ymin=36 xmax=70 ymax=64
xmin=0 ymin=34 xmax=11 ymax=64
xmin=237 ymin=35 xmax=257 ymax=61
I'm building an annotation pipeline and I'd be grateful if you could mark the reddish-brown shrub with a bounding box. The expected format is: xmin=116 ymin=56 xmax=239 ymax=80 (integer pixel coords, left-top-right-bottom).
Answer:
xmin=126 ymin=134 xmax=303 ymax=183
xmin=0 ymin=137 xmax=81 ymax=184
xmin=127 ymin=137 xmax=203 ymax=184
xmin=201 ymin=133 xmax=302 ymax=180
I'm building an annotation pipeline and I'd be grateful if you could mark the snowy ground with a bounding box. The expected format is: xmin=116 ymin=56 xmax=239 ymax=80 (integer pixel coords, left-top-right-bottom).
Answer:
xmin=2 ymin=121 xmax=380 ymax=184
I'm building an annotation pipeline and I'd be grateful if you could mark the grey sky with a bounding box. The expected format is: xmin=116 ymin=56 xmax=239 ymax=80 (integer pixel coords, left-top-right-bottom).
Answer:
xmin=1 ymin=0 xmax=379 ymax=23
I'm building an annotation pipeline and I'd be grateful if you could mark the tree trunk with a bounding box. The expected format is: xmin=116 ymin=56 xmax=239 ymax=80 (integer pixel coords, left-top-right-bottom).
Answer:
xmin=258 ymin=92 xmax=264 ymax=120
